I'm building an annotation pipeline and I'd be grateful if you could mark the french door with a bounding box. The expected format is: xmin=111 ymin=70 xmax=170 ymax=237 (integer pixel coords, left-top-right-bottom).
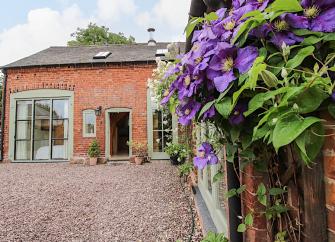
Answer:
xmin=14 ymin=98 xmax=69 ymax=161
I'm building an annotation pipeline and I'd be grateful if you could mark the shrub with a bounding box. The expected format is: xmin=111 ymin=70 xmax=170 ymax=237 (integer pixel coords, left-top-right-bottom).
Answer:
xmin=88 ymin=140 xmax=101 ymax=158
xmin=164 ymin=143 xmax=190 ymax=160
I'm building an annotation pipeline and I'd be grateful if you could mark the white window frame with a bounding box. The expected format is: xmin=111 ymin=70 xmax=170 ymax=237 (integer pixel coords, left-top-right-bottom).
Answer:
xmin=83 ymin=110 xmax=96 ymax=138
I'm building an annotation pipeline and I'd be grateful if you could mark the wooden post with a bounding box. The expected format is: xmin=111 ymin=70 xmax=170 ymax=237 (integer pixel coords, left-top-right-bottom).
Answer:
xmin=301 ymin=154 xmax=328 ymax=242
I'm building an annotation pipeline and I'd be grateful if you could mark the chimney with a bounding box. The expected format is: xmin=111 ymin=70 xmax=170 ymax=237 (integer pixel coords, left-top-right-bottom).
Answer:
xmin=147 ymin=28 xmax=157 ymax=46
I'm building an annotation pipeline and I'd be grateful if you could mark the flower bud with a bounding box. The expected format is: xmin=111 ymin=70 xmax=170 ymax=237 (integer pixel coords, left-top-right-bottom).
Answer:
xmin=260 ymin=70 xmax=278 ymax=88
xmin=281 ymin=68 xmax=288 ymax=78
xmin=293 ymin=103 xmax=299 ymax=110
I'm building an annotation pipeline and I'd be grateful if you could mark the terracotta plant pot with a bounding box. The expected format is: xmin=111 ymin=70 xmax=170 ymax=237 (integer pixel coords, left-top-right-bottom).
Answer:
xmin=89 ymin=157 xmax=98 ymax=166
xmin=134 ymin=156 xmax=144 ymax=165
xmin=129 ymin=155 xmax=136 ymax=164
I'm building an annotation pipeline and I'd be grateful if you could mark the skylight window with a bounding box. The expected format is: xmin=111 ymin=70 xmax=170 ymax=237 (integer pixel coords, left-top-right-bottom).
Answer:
xmin=155 ymin=49 xmax=168 ymax=57
xmin=93 ymin=51 xmax=111 ymax=59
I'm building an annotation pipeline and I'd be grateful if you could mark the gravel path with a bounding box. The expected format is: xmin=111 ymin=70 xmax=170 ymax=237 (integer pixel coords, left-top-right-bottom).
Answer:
xmin=0 ymin=161 xmax=201 ymax=242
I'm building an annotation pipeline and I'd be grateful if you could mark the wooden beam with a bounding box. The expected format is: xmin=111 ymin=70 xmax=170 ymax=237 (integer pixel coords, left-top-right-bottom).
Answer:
xmin=301 ymin=154 xmax=328 ymax=242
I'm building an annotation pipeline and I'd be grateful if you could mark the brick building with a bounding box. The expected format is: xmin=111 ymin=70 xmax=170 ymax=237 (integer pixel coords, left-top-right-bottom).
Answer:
xmin=0 ymin=43 xmax=181 ymax=163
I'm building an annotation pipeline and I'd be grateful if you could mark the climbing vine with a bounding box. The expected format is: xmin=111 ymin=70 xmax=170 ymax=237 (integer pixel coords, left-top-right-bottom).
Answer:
xmin=157 ymin=0 xmax=335 ymax=240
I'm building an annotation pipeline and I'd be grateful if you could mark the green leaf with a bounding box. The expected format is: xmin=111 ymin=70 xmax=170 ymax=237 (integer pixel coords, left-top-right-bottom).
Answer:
xmin=237 ymin=185 xmax=247 ymax=194
xmin=237 ymin=223 xmax=247 ymax=233
xmin=230 ymin=127 xmax=241 ymax=144
xmin=249 ymin=62 xmax=267 ymax=90
xmin=244 ymin=87 xmax=289 ymax=117
xmin=265 ymin=0 xmax=303 ymax=13
xmin=301 ymin=35 xmax=324 ymax=45
xmin=185 ymin=17 xmax=203 ymax=38
xmin=269 ymin=187 xmax=286 ymax=196
xmin=323 ymin=33 xmax=335 ymax=42
xmin=245 ymin=213 xmax=254 ymax=226
xmin=286 ymin=46 xmax=315 ymax=69
xmin=293 ymin=29 xmax=324 ymax=37
xmin=273 ymin=113 xmax=321 ymax=151
xmin=225 ymin=188 xmax=237 ymax=199
xmin=198 ymin=100 xmax=215 ymax=121
xmin=204 ymin=12 xmax=219 ymax=21
xmin=213 ymin=172 xmax=224 ymax=183
xmin=294 ymin=86 xmax=328 ymax=114
xmin=296 ymin=122 xmax=325 ymax=164
xmin=257 ymin=183 xmax=266 ymax=196
xmin=258 ymin=194 xmax=267 ymax=206
xmin=215 ymin=97 xmax=232 ymax=118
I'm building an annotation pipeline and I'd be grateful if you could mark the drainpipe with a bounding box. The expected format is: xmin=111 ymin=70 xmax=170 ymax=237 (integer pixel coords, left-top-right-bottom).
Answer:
xmin=0 ymin=68 xmax=7 ymax=161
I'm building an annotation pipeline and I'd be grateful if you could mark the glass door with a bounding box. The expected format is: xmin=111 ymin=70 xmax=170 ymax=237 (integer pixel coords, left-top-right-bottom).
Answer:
xmin=147 ymin=90 xmax=177 ymax=159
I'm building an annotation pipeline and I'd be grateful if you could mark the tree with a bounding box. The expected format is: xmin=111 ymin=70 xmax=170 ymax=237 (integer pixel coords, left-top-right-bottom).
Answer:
xmin=67 ymin=23 xmax=135 ymax=46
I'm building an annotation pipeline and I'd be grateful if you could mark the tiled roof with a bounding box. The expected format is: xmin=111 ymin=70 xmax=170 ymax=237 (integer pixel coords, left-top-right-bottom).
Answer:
xmin=3 ymin=42 xmax=185 ymax=69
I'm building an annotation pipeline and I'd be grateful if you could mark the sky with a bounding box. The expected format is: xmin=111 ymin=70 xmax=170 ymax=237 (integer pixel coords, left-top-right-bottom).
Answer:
xmin=0 ymin=0 xmax=191 ymax=66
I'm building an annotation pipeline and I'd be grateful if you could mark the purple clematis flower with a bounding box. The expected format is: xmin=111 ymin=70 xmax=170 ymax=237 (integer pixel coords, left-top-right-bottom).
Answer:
xmin=177 ymin=73 xmax=204 ymax=100
xmin=286 ymin=0 xmax=335 ymax=33
xmin=176 ymin=99 xmax=201 ymax=125
xmin=207 ymin=44 xmax=258 ymax=93
xmin=229 ymin=102 xmax=248 ymax=125
xmin=194 ymin=142 xmax=219 ymax=170
xmin=250 ymin=23 xmax=272 ymax=39
xmin=270 ymin=16 xmax=304 ymax=47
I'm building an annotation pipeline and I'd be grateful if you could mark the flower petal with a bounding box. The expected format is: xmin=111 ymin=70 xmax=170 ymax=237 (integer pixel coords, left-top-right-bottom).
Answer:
xmin=207 ymin=154 xmax=219 ymax=165
xmin=193 ymin=157 xmax=208 ymax=170
xmin=214 ymin=71 xmax=236 ymax=93
xmin=311 ymin=8 xmax=335 ymax=33
xmin=285 ymin=14 xmax=309 ymax=29
xmin=234 ymin=46 xmax=258 ymax=74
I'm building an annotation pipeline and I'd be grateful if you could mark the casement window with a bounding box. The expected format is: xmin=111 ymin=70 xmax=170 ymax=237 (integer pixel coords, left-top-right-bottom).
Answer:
xmin=83 ymin=110 xmax=96 ymax=137
xmin=14 ymin=99 xmax=69 ymax=161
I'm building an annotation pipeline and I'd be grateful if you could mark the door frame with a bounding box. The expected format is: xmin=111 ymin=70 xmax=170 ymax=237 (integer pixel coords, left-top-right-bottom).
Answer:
xmin=105 ymin=108 xmax=132 ymax=160
xmin=147 ymin=89 xmax=178 ymax=160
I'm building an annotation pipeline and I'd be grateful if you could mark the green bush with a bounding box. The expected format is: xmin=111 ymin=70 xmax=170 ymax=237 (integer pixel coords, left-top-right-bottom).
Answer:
xmin=164 ymin=143 xmax=190 ymax=160
xmin=178 ymin=163 xmax=194 ymax=177
xmin=201 ymin=232 xmax=229 ymax=242
xmin=88 ymin=140 xmax=101 ymax=158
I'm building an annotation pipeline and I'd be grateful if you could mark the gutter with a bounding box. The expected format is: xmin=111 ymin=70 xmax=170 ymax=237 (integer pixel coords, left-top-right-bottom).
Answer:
xmin=0 ymin=68 xmax=7 ymax=161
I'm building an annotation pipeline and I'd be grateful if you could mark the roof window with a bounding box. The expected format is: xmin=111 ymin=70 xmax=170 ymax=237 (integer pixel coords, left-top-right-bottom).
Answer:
xmin=93 ymin=51 xmax=111 ymax=59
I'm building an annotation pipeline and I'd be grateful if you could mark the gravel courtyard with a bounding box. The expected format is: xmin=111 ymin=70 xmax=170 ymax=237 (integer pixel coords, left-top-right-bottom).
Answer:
xmin=0 ymin=161 xmax=199 ymax=242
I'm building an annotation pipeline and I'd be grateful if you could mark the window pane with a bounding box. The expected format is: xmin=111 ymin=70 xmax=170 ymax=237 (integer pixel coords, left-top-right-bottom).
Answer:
xmin=35 ymin=100 xmax=51 ymax=119
xmin=163 ymin=131 xmax=173 ymax=149
xmin=162 ymin=113 xmax=172 ymax=130
xmin=34 ymin=119 xmax=50 ymax=140
xmin=34 ymin=140 xmax=49 ymax=160
xmin=53 ymin=100 xmax=69 ymax=119
xmin=16 ymin=121 xmax=31 ymax=140
xmin=153 ymin=110 xmax=162 ymax=130
xmin=52 ymin=120 xmax=68 ymax=139
xmin=84 ymin=112 xmax=95 ymax=135
xmin=16 ymin=101 xmax=32 ymax=120
xmin=52 ymin=140 xmax=68 ymax=159
xmin=153 ymin=131 xmax=163 ymax=152
xmin=15 ymin=141 xmax=31 ymax=160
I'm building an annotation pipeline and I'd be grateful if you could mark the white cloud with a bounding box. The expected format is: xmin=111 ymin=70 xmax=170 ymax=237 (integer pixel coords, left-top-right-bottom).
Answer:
xmin=0 ymin=5 xmax=91 ymax=66
xmin=134 ymin=0 xmax=191 ymax=42
xmin=136 ymin=11 xmax=151 ymax=28
xmin=152 ymin=0 xmax=191 ymax=30
xmin=97 ymin=0 xmax=136 ymax=22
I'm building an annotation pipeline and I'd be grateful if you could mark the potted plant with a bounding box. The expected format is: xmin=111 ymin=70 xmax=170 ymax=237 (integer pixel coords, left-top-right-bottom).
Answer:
xmin=164 ymin=143 xmax=190 ymax=165
xmin=129 ymin=141 xmax=147 ymax=165
xmin=88 ymin=139 xmax=101 ymax=166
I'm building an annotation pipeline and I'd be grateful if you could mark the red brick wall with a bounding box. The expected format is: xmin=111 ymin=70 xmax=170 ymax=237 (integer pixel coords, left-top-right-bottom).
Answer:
xmin=3 ymin=63 xmax=155 ymax=162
